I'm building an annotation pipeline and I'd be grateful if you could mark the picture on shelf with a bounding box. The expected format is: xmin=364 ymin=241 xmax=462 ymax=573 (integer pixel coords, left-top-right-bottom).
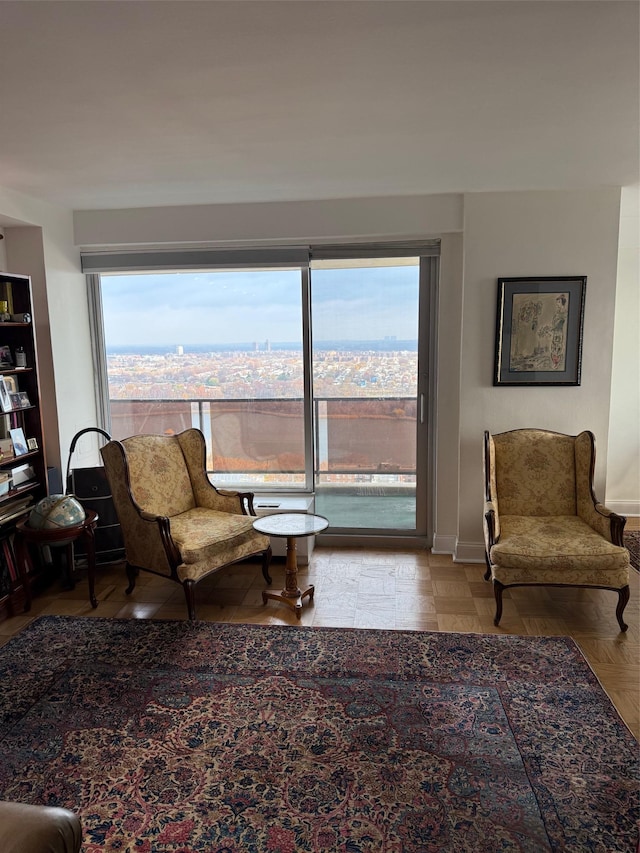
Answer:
xmin=0 ymin=346 xmax=12 ymax=368
xmin=0 ymin=439 xmax=13 ymax=461
xmin=3 ymin=375 xmax=17 ymax=394
xmin=9 ymin=427 xmax=28 ymax=456
xmin=0 ymin=377 xmax=12 ymax=413
xmin=9 ymin=391 xmax=30 ymax=409
xmin=26 ymin=437 xmax=38 ymax=451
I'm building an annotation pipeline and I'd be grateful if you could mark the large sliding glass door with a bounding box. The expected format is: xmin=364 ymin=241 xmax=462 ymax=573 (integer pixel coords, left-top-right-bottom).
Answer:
xmin=310 ymin=257 xmax=428 ymax=533
xmin=89 ymin=243 xmax=436 ymax=540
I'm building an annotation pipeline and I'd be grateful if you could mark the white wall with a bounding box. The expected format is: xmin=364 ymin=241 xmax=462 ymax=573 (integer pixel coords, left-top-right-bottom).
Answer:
xmin=0 ymin=187 xmax=95 ymax=476
xmin=607 ymin=185 xmax=640 ymax=516
xmin=0 ymin=186 xmax=632 ymax=557
xmin=432 ymin=231 xmax=463 ymax=554
xmin=73 ymin=194 xmax=462 ymax=248
xmin=457 ymin=189 xmax=623 ymax=561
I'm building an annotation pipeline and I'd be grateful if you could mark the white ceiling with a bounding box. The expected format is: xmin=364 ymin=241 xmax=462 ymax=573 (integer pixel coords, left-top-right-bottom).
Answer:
xmin=0 ymin=0 xmax=638 ymax=212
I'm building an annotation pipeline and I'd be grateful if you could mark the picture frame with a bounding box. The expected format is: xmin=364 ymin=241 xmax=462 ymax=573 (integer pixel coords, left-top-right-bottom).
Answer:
xmin=3 ymin=375 xmax=17 ymax=394
xmin=0 ymin=438 xmax=14 ymax=461
xmin=26 ymin=437 xmax=38 ymax=451
xmin=0 ymin=377 xmax=12 ymax=412
xmin=9 ymin=427 xmax=28 ymax=456
xmin=10 ymin=391 xmax=30 ymax=409
xmin=494 ymin=277 xmax=586 ymax=386
xmin=0 ymin=346 xmax=12 ymax=368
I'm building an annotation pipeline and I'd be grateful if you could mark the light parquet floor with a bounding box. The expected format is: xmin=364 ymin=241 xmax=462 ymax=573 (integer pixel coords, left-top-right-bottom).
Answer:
xmin=1 ymin=532 xmax=639 ymax=739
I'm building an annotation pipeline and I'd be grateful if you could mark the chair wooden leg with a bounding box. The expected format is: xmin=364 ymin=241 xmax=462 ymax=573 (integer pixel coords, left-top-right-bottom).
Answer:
xmin=125 ymin=563 xmax=138 ymax=595
xmin=183 ymin=579 xmax=197 ymax=621
xmin=484 ymin=553 xmax=492 ymax=582
xmin=616 ymin=585 xmax=630 ymax=632
xmin=493 ymin=581 xmax=504 ymax=626
xmin=262 ymin=545 xmax=273 ymax=585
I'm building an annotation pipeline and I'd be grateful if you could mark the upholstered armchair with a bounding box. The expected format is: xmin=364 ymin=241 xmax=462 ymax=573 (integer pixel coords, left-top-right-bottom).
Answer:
xmin=483 ymin=428 xmax=630 ymax=631
xmin=101 ymin=428 xmax=272 ymax=620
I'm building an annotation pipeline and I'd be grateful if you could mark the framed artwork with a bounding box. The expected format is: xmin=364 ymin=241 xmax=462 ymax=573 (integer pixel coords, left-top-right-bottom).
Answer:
xmin=0 ymin=377 xmax=12 ymax=412
xmin=494 ymin=277 xmax=586 ymax=386
xmin=27 ymin=437 xmax=38 ymax=451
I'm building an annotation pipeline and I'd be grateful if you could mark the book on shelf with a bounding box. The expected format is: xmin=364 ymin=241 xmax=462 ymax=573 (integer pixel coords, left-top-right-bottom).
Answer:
xmin=4 ymin=283 xmax=12 ymax=315
xmin=0 ymin=495 xmax=33 ymax=525
xmin=11 ymin=464 xmax=36 ymax=487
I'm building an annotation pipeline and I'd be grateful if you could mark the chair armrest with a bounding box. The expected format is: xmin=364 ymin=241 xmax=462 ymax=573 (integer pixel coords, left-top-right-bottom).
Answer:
xmin=137 ymin=510 xmax=182 ymax=567
xmin=484 ymin=500 xmax=499 ymax=550
xmin=575 ymin=430 xmax=626 ymax=545
xmin=578 ymin=489 xmax=627 ymax=545
xmin=197 ymin=484 xmax=256 ymax=515
xmin=218 ymin=490 xmax=257 ymax=515
xmin=588 ymin=502 xmax=627 ymax=546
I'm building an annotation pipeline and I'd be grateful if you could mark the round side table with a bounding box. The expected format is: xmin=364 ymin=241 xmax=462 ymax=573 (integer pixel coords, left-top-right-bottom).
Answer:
xmin=252 ymin=512 xmax=328 ymax=619
xmin=14 ymin=509 xmax=99 ymax=611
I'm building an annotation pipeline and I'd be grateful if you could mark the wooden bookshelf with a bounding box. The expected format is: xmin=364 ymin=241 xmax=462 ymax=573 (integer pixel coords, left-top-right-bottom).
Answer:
xmin=0 ymin=273 xmax=47 ymax=619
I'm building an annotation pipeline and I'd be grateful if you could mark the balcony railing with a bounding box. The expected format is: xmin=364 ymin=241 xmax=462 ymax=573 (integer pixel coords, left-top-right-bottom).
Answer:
xmin=109 ymin=396 xmax=416 ymax=483
xmin=109 ymin=397 xmax=417 ymax=529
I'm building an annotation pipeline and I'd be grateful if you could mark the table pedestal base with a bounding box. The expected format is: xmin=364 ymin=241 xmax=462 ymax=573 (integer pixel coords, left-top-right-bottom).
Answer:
xmin=262 ymin=585 xmax=314 ymax=619
xmin=261 ymin=535 xmax=314 ymax=620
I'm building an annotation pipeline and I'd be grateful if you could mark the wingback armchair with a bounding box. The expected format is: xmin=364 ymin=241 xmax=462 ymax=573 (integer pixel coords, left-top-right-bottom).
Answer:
xmin=101 ymin=428 xmax=272 ymax=620
xmin=483 ymin=428 xmax=630 ymax=631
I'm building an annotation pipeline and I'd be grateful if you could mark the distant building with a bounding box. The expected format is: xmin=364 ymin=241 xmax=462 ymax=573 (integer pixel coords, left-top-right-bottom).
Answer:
xmin=176 ymin=345 xmax=184 ymax=356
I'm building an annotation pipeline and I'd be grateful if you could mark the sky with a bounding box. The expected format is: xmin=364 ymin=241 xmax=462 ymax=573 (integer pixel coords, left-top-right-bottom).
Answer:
xmin=101 ymin=265 xmax=420 ymax=347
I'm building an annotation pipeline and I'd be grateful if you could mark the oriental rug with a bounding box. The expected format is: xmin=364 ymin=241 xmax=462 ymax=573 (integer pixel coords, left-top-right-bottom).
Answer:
xmin=625 ymin=529 xmax=640 ymax=572
xmin=0 ymin=617 xmax=638 ymax=853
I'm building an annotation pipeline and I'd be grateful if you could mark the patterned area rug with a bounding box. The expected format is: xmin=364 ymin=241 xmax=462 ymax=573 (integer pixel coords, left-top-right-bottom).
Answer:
xmin=625 ymin=529 xmax=640 ymax=572
xmin=0 ymin=617 xmax=637 ymax=852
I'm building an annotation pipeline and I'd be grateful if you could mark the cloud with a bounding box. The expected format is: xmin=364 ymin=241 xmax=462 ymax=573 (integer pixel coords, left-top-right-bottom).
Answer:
xmin=102 ymin=265 xmax=419 ymax=345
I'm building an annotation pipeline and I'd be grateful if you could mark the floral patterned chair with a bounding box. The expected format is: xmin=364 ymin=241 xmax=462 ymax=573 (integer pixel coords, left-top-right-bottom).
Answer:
xmin=101 ymin=428 xmax=272 ymax=620
xmin=483 ymin=428 xmax=630 ymax=631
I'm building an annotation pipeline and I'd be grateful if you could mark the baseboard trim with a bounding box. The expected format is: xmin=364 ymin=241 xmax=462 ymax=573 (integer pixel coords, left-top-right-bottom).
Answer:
xmin=454 ymin=541 xmax=486 ymax=564
xmin=606 ymin=501 xmax=640 ymax=518
xmin=431 ymin=534 xmax=457 ymax=555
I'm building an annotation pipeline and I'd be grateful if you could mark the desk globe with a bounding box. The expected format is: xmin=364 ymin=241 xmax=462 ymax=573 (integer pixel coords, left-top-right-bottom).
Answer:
xmin=29 ymin=494 xmax=86 ymax=530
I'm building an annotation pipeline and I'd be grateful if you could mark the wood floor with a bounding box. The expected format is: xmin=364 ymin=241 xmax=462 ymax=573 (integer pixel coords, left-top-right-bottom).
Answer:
xmin=1 ymin=532 xmax=638 ymax=739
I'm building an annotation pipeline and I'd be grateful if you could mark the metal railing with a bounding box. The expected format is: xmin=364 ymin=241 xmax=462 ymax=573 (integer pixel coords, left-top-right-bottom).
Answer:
xmin=109 ymin=396 xmax=417 ymax=484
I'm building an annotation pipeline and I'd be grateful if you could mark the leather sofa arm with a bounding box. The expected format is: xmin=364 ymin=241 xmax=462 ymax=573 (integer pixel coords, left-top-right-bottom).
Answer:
xmin=0 ymin=801 xmax=81 ymax=853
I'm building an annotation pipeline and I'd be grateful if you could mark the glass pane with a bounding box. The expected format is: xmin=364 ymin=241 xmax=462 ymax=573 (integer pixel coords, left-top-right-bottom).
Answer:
xmin=102 ymin=269 xmax=306 ymax=489
xmin=311 ymin=259 xmax=419 ymax=530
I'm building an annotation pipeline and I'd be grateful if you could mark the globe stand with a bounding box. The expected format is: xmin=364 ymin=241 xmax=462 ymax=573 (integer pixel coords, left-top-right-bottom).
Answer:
xmin=15 ymin=509 xmax=99 ymax=611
